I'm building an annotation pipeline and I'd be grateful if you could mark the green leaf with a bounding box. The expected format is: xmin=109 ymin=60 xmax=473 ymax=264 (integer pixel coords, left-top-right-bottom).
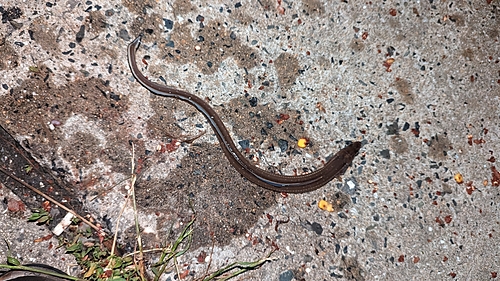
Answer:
xmin=7 ymin=256 xmax=20 ymax=266
xmin=66 ymin=242 xmax=83 ymax=253
xmin=72 ymin=252 xmax=83 ymax=260
xmin=28 ymin=213 xmax=42 ymax=221
xmin=24 ymin=165 xmax=33 ymax=173
xmin=83 ymin=246 xmax=94 ymax=257
xmin=112 ymin=258 xmax=123 ymax=269
xmin=95 ymin=266 xmax=103 ymax=275
xmin=38 ymin=216 xmax=50 ymax=223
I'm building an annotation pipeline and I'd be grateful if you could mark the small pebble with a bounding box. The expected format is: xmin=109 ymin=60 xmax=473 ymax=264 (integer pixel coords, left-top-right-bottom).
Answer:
xmin=279 ymin=270 xmax=294 ymax=281
xmin=278 ymin=139 xmax=288 ymax=152
xmin=75 ymin=25 xmax=85 ymax=43
xmin=163 ymin=18 xmax=173 ymax=29
xmin=238 ymin=139 xmax=249 ymax=149
xmin=249 ymin=97 xmax=258 ymax=107
xmin=311 ymin=222 xmax=323 ymax=235
xmin=117 ymin=29 xmax=130 ymax=41
xmin=51 ymin=119 xmax=61 ymax=126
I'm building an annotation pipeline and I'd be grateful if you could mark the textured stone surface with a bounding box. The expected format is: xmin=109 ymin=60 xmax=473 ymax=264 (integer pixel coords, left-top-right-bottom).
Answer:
xmin=0 ymin=1 xmax=499 ymax=280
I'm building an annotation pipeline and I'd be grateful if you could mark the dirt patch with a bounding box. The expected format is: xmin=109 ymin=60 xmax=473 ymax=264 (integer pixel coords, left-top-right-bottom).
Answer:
xmin=392 ymin=78 xmax=414 ymax=104
xmin=135 ymin=142 xmax=277 ymax=249
xmin=28 ymin=18 xmax=59 ymax=54
xmin=172 ymin=0 xmax=197 ymax=16
xmin=274 ymin=52 xmax=300 ymax=89
xmin=350 ymin=38 xmax=365 ymax=52
xmin=129 ymin=12 xmax=164 ymax=40
xmin=0 ymin=38 xmax=19 ymax=70
xmin=390 ymin=135 xmax=409 ymax=154
xmin=146 ymin=95 xmax=201 ymax=142
xmin=86 ymin=11 xmax=108 ymax=35
xmin=160 ymin=20 xmax=260 ymax=75
xmin=0 ymin=64 xmax=130 ymax=181
xmin=121 ymin=0 xmax=157 ymax=15
xmin=427 ymin=134 xmax=451 ymax=161
xmin=302 ymin=0 xmax=325 ymax=16
xmin=340 ymin=255 xmax=365 ymax=281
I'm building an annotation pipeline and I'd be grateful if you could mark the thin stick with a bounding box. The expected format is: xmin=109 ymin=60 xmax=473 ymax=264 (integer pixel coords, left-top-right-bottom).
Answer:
xmin=109 ymin=178 xmax=132 ymax=257
xmin=174 ymin=257 xmax=181 ymax=281
xmin=0 ymin=166 xmax=101 ymax=233
xmin=130 ymin=143 xmax=145 ymax=280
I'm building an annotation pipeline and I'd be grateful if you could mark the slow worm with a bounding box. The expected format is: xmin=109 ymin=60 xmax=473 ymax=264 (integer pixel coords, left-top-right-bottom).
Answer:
xmin=127 ymin=35 xmax=361 ymax=193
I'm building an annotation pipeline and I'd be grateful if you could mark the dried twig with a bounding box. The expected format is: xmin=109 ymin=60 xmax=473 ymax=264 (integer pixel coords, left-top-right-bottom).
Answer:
xmin=0 ymin=166 xmax=101 ymax=233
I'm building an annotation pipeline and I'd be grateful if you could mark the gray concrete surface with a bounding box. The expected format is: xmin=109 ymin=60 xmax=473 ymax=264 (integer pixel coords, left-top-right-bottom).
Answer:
xmin=1 ymin=0 xmax=499 ymax=280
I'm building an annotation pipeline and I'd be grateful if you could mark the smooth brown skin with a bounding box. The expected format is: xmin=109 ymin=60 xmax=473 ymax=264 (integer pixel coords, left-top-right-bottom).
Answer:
xmin=127 ymin=35 xmax=361 ymax=193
